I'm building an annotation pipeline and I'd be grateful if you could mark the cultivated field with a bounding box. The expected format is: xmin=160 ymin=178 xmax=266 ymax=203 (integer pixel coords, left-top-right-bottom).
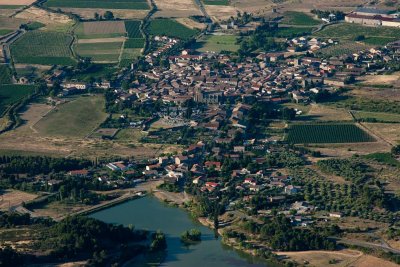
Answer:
xmin=60 ymin=8 xmax=149 ymax=19
xmin=0 ymin=85 xmax=35 ymax=115
xmin=352 ymin=111 xmax=400 ymax=123
xmin=125 ymin=20 xmax=142 ymax=38
xmin=0 ymin=0 xmax=35 ymax=5
xmin=0 ymin=17 xmax=28 ymax=30
xmin=44 ymin=0 xmax=149 ymax=10
xmin=318 ymin=42 xmax=371 ymax=57
xmin=149 ymin=19 xmax=199 ymax=39
xmin=124 ymin=38 xmax=145 ymax=48
xmin=153 ymin=0 xmax=201 ymax=18
xmin=0 ymin=65 xmax=12 ymax=84
xmin=305 ymin=104 xmax=353 ymax=121
xmin=83 ymin=21 xmax=126 ymax=35
xmin=281 ymin=11 xmax=320 ymax=26
xmin=0 ymin=189 xmax=38 ymax=211
xmin=11 ymin=31 xmax=76 ymax=65
xmin=75 ymin=41 xmax=123 ymax=63
xmin=314 ymin=23 xmax=400 ymax=46
xmin=286 ymin=123 xmax=375 ymax=144
xmin=35 ymin=95 xmax=108 ymax=138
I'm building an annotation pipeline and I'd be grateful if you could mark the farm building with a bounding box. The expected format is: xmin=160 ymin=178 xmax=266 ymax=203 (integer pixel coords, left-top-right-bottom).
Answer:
xmin=345 ymin=7 xmax=400 ymax=27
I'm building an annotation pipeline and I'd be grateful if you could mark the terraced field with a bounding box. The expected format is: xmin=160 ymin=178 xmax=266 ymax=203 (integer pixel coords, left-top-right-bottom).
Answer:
xmin=44 ymin=0 xmax=149 ymax=9
xmin=11 ymin=31 xmax=76 ymax=65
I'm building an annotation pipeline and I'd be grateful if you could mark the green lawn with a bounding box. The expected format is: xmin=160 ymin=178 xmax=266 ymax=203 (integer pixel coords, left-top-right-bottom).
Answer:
xmin=75 ymin=42 xmax=123 ymax=62
xmin=314 ymin=23 xmax=400 ymax=46
xmin=11 ymin=31 xmax=76 ymax=65
xmin=35 ymin=95 xmax=107 ymax=138
xmin=149 ymin=19 xmax=199 ymax=40
xmin=0 ymin=85 xmax=35 ymax=115
xmin=196 ymin=35 xmax=239 ymax=52
xmin=363 ymin=152 xmax=400 ymax=167
xmin=276 ymin=27 xmax=313 ymax=38
xmin=282 ymin=11 xmax=320 ymax=26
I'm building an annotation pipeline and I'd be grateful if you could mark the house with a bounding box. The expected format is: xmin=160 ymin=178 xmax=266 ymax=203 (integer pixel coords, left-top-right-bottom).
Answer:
xmin=204 ymin=161 xmax=221 ymax=170
xmin=243 ymin=177 xmax=257 ymax=186
xmin=106 ymin=161 xmax=128 ymax=171
xmin=329 ymin=212 xmax=343 ymax=218
xmin=285 ymin=185 xmax=301 ymax=194
xmin=68 ymin=169 xmax=89 ymax=177
xmin=62 ymin=82 xmax=88 ymax=90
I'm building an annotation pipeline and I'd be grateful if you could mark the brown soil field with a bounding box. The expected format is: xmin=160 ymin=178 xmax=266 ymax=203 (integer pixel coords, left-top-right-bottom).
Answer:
xmin=0 ymin=0 xmax=35 ymax=5
xmin=0 ymin=103 xmax=181 ymax=159
xmin=349 ymin=87 xmax=400 ymax=101
xmin=274 ymin=0 xmax=365 ymax=13
xmin=153 ymin=0 xmax=201 ymax=17
xmin=305 ymin=104 xmax=353 ymax=121
xmin=358 ymin=72 xmax=400 ymax=87
xmin=0 ymin=9 xmax=17 ymax=17
xmin=83 ymin=21 xmax=126 ymax=35
xmin=0 ymin=190 xmax=38 ymax=210
xmin=77 ymin=37 xmax=126 ymax=44
xmin=205 ymin=5 xmax=239 ymax=21
xmin=15 ymin=6 xmax=72 ymax=28
xmin=60 ymin=8 xmax=148 ymax=19
xmin=277 ymin=249 xmax=397 ymax=267
xmin=232 ymin=0 xmax=275 ymax=15
xmin=176 ymin=17 xmax=207 ymax=30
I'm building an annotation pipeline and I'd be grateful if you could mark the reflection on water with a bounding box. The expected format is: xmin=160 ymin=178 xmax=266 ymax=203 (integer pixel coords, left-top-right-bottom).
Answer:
xmin=90 ymin=196 xmax=272 ymax=267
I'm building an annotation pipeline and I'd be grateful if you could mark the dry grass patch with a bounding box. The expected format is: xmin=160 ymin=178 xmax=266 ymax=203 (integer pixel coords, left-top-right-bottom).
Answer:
xmin=176 ymin=18 xmax=207 ymax=30
xmin=306 ymin=104 xmax=353 ymax=121
xmin=15 ymin=6 xmax=73 ymax=30
xmin=362 ymin=123 xmax=400 ymax=145
xmin=0 ymin=17 xmax=28 ymax=29
xmin=358 ymin=73 xmax=400 ymax=87
xmin=0 ymin=190 xmax=38 ymax=210
xmin=61 ymin=8 xmax=148 ymax=19
xmin=154 ymin=0 xmax=201 ymax=17
xmin=0 ymin=0 xmax=35 ymax=5
xmin=205 ymin=5 xmax=239 ymax=21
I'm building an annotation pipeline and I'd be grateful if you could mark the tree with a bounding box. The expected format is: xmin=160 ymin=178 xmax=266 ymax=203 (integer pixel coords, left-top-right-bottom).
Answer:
xmin=392 ymin=145 xmax=400 ymax=156
xmin=94 ymin=12 xmax=100 ymax=20
xmin=103 ymin=11 xmax=114 ymax=20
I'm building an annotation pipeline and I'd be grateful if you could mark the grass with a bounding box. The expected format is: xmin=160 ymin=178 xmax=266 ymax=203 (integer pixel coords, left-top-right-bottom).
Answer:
xmin=0 ymin=65 xmax=12 ymax=85
xmin=0 ymin=29 xmax=13 ymax=36
xmin=120 ymin=48 xmax=142 ymax=67
xmin=203 ymin=0 xmax=229 ymax=5
xmin=44 ymin=0 xmax=149 ymax=10
xmin=124 ymin=38 xmax=145 ymax=49
xmin=282 ymin=11 xmax=320 ymax=26
xmin=0 ymin=85 xmax=35 ymax=115
xmin=125 ymin=20 xmax=142 ymax=38
xmin=286 ymin=123 xmax=375 ymax=144
xmin=363 ymin=152 xmax=400 ymax=167
xmin=149 ymin=19 xmax=199 ymax=40
xmin=35 ymin=95 xmax=107 ymax=138
xmin=276 ymin=27 xmax=313 ymax=38
xmin=196 ymin=35 xmax=239 ymax=52
xmin=0 ymin=5 xmax=24 ymax=9
xmin=314 ymin=23 xmax=400 ymax=46
xmin=352 ymin=111 xmax=400 ymax=123
xmin=11 ymin=31 xmax=76 ymax=65
xmin=25 ymin=22 xmax=45 ymax=31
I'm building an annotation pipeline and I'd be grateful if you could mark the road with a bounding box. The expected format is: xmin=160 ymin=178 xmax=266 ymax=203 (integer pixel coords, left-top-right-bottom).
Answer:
xmin=192 ymin=0 xmax=212 ymax=32
xmin=331 ymin=237 xmax=400 ymax=254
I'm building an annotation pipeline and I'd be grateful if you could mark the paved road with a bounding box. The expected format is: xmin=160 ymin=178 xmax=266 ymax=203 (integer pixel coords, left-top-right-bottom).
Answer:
xmin=331 ymin=237 xmax=400 ymax=254
xmin=193 ymin=0 xmax=212 ymax=32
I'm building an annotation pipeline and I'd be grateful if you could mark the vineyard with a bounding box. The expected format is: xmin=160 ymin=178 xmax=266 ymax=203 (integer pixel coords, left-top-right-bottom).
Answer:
xmin=0 ymin=65 xmax=12 ymax=84
xmin=0 ymin=85 xmax=35 ymax=115
xmin=44 ymin=0 xmax=149 ymax=9
xmin=83 ymin=21 xmax=126 ymax=35
xmin=124 ymin=38 xmax=145 ymax=49
xmin=318 ymin=42 xmax=371 ymax=57
xmin=75 ymin=42 xmax=123 ymax=62
xmin=11 ymin=31 xmax=76 ymax=65
xmin=149 ymin=19 xmax=199 ymax=40
xmin=125 ymin=20 xmax=142 ymax=38
xmin=286 ymin=124 xmax=375 ymax=144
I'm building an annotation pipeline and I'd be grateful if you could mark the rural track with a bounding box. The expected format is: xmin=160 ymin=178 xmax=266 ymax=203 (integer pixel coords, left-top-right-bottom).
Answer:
xmin=330 ymin=237 xmax=400 ymax=255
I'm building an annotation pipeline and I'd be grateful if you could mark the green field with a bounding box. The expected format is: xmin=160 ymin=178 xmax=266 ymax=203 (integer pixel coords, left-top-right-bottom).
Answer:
xmin=286 ymin=123 xmax=375 ymax=143
xmin=35 ymin=95 xmax=107 ymax=137
xmin=44 ymin=0 xmax=149 ymax=9
xmin=0 ymin=5 xmax=24 ymax=9
xmin=149 ymin=19 xmax=199 ymax=40
xmin=282 ymin=11 xmax=320 ymax=26
xmin=314 ymin=23 xmax=400 ymax=46
xmin=75 ymin=42 xmax=123 ymax=62
xmin=120 ymin=48 xmax=142 ymax=67
xmin=0 ymin=65 xmax=12 ymax=85
xmin=11 ymin=31 xmax=76 ymax=65
xmin=124 ymin=38 xmax=145 ymax=48
xmin=276 ymin=27 xmax=313 ymax=38
xmin=0 ymin=29 xmax=13 ymax=36
xmin=125 ymin=20 xmax=142 ymax=38
xmin=0 ymin=85 xmax=35 ymax=115
xmin=203 ymin=0 xmax=229 ymax=5
xmin=74 ymin=23 xmax=125 ymax=39
xmin=318 ymin=42 xmax=371 ymax=57
xmin=196 ymin=35 xmax=239 ymax=52
xmin=352 ymin=111 xmax=400 ymax=123
xmin=363 ymin=152 xmax=400 ymax=167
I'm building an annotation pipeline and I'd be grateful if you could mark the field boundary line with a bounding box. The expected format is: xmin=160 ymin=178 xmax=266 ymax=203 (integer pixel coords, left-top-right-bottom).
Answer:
xmin=356 ymin=122 xmax=393 ymax=147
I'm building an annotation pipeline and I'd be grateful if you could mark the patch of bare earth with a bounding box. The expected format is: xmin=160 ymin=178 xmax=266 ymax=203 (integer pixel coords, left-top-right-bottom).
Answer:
xmin=77 ymin=37 xmax=126 ymax=44
xmin=205 ymin=5 xmax=239 ymax=21
xmin=15 ymin=6 xmax=72 ymax=26
xmin=153 ymin=0 xmax=201 ymax=17
xmin=358 ymin=72 xmax=400 ymax=86
xmin=0 ymin=0 xmax=35 ymax=5
xmin=306 ymin=104 xmax=353 ymax=121
xmin=0 ymin=190 xmax=38 ymax=210
xmin=60 ymin=8 xmax=148 ymax=19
